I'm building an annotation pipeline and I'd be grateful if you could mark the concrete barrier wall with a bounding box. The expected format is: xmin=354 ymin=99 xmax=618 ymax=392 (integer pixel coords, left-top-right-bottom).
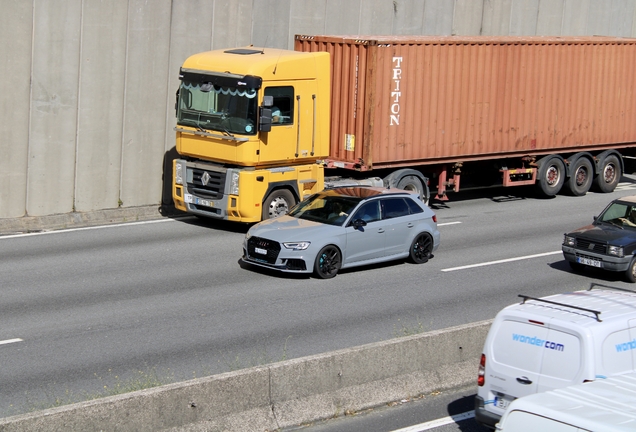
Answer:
xmin=0 ymin=320 xmax=493 ymax=432
xmin=1 ymin=1 xmax=636 ymax=221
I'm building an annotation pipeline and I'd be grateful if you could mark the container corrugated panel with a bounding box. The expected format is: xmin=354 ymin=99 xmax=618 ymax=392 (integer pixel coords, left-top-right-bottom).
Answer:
xmin=295 ymin=35 xmax=636 ymax=170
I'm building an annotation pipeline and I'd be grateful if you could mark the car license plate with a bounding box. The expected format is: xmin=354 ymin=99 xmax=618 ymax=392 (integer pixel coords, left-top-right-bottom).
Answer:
xmin=577 ymin=256 xmax=601 ymax=268
xmin=255 ymin=247 xmax=267 ymax=255
xmin=494 ymin=396 xmax=510 ymax=409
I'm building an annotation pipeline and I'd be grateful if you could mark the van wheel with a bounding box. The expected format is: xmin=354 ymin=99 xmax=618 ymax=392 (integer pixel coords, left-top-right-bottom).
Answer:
xmin=314 ymin=245 xmax=341 ymax=279
xmin=410 ymin=233 xmax=433 ymax=264
xmin=262 ymin=190 xmax=295 ymax=220
xmin=625 ymin=257 xmax=636 ymax=283
xmin=564 ymin=158 xmax=593 ymax=196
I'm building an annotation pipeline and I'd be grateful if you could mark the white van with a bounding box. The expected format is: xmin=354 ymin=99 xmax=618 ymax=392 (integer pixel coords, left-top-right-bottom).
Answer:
xmin=475 ymin=284 xmax=636 ymax=429
xmin=496 ymin=371 xmax=636 ymax=431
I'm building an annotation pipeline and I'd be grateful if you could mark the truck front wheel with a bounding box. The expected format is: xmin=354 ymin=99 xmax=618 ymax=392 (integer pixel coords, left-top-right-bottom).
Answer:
xmin=262 ymin=189 xmax=296 ymax=220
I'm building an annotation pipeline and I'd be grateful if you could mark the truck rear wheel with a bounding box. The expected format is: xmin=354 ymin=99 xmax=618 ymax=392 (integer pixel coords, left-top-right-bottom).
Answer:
xmin=536 ymin=156 xmax=565 ymax=197
xmin=594 ymin=154 xmax=621 ymax=193
xmin=564 ymin=158 xmax=593 ymax=196
xmin=397 ymin=175 xmax=428 ymax=203
xmin=262 ymin=189 xmax=295 ymax=220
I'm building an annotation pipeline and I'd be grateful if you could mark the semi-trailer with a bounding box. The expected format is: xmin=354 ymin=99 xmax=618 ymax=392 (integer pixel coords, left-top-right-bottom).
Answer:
xmin=172 ymin=35 xmax=636 ymax=222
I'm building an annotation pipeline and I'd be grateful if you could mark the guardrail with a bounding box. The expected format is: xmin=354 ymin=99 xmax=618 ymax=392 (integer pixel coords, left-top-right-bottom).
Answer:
xmin=0 ymin=320 xmax=493 ymax=431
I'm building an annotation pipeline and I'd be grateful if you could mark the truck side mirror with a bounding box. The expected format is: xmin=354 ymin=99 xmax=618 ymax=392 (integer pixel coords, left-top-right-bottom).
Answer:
xmin=259 ymin=107 xmax=272 ymax=132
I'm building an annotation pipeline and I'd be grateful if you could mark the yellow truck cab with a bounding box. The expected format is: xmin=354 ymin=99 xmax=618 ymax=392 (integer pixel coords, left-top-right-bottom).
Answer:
xmin=172 ymin=47 xmax=330 ymax=222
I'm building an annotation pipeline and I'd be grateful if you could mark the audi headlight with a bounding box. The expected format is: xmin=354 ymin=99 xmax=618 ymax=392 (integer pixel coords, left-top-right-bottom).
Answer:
xmin=563 ymin=235 xmax=576 ymax=247
xmin=608 ymin=245 xmax=624 ymax=257
xmin=230 ymin=172 xmax=240 ymax=195
xmin=283 ymin=241 xmax=311 ymax=251
xmin=175 ymin=162 xmax=184 ymax=185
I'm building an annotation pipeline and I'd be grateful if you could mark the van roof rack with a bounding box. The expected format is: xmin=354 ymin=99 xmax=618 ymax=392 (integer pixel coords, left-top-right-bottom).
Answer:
xmin=518 ymin=295 xmax=602 ymax=322
xmin=587 ymin=282 xmax=636 ymax=294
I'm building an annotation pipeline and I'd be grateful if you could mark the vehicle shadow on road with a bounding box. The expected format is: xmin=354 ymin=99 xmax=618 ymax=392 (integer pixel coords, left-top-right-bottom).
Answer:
xmin=447 ymin=394 xmax=491 ymax=431
xmin=549 ymin=259 xmax=629 ymax=284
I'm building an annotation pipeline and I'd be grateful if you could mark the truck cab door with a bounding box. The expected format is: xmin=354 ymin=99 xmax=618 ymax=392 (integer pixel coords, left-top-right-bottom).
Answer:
xmin=260 ymin=82 xmax=318 ymax=165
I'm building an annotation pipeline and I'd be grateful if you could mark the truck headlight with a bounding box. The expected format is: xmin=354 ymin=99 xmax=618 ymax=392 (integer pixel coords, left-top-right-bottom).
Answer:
xmin=230 ymin=172 xmax=239 ymax=195
xmin=563 ymin=235 xmax=576 ymax=247
xmin=175 ymin=162 xmax=183 ymax=185
xmin=608 ymin=245 xmax=624 ymax=257
xmin=283 ymin=241 xmax=311 ymax=250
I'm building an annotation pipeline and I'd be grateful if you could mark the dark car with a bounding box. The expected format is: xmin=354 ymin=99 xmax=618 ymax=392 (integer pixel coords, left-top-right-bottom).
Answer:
xmin=562 ymin=195 xmax=636 ymax=282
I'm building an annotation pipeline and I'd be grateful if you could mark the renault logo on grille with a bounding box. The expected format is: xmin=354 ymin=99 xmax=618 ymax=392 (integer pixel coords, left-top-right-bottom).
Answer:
xmin=201 ymin=172 xmax=211 ymax=186
xmin=588 ymin=243 xmax=595 ymax=250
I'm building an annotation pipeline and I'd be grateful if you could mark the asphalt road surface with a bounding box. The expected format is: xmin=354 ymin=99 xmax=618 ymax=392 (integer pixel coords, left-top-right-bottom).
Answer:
xmin=3 ymin=179 xmax=636 ymax=424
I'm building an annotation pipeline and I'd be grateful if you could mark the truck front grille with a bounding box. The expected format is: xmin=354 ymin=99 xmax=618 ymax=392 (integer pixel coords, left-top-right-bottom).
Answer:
xmin=187 ymin=167 xmax=225 ymax=199
xmin=575 ymin=238 xmax=607 ymax=254
xmin=247 ymin=237 xmax=281 ymax=264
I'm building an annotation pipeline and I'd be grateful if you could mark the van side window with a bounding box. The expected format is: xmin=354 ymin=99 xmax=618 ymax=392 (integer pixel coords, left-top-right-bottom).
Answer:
xmin=264 ymin=86 xmax=294 ymax=125
xmin=381 ymin=198 xmax=410 ymax=219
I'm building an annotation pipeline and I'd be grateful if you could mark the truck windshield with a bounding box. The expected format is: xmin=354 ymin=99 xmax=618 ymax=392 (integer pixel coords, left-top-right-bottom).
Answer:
xmin=177 ymin=80 xmax=258 ymax=135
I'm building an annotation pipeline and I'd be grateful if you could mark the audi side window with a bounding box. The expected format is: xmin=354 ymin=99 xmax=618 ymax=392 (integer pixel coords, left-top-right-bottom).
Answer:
xmin=381 ymin=198 xmax=410 ymax=220
xmin=352 ymin=201 xmax=380 ymax=223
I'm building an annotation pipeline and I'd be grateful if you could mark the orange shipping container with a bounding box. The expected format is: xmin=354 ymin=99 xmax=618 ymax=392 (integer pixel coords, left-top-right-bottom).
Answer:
xmin=295 ymin=35 xmax=636 ymax=170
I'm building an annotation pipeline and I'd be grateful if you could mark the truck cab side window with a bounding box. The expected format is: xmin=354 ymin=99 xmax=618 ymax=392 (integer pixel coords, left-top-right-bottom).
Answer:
xmin=264 ymin=86 xmax=294 ymax=125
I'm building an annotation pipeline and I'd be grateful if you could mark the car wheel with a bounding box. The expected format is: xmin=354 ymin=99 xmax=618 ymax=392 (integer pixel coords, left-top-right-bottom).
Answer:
xmin=564 ymin=158 xmax=593 ymax=196
xmin=593 ymin=154 xmax=621 ymax=193
xmin=262 ymin=189 xmax=296 ymax=220
xmin=409 ymin=233 xmax=433 ymax=264
xmin=314 ymin=245 xmax=341 ymax=279
xmin=625 ymin=257 xmax=636 ymax=283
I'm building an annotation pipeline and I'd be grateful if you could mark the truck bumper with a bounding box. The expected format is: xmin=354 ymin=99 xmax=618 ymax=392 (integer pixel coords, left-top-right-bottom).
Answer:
xmin=474 ymin=395 xmax=499 ymax=430
xmin=562 ymin=246 xmax=632 ymax=272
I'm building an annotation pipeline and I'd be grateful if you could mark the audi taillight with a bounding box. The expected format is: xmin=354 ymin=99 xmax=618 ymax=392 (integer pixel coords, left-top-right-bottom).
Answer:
xmin=477 ymin=353 xmax=486 ymax=386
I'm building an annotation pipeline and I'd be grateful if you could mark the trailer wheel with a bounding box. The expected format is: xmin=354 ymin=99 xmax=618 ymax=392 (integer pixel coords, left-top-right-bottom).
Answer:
xmin=536 ymin=156 xmax=565 ymax=197
xmin=594 ymin=154 xmax=621 ymax=193
xmin=397 ymin=176 xmax=425 ymax=198
xmin=262 ymin=189 xmax=295 ymax=220
xmin=564 ymin=158 xmax=593 ymax=196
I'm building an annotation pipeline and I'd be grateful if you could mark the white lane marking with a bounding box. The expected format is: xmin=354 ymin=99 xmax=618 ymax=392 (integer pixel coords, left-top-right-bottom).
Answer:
xmin=438 ymin=221 xmax=461 ymax=226
xmin=0 ymin=338 xmax=23 ymax=346
xmin=391 ymin=410 xmax=475 ymax=431
xmin=442 ymin=251 xmax=562 ymax=272
xmin=0 ymin=217 xmax=190 ymax=240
